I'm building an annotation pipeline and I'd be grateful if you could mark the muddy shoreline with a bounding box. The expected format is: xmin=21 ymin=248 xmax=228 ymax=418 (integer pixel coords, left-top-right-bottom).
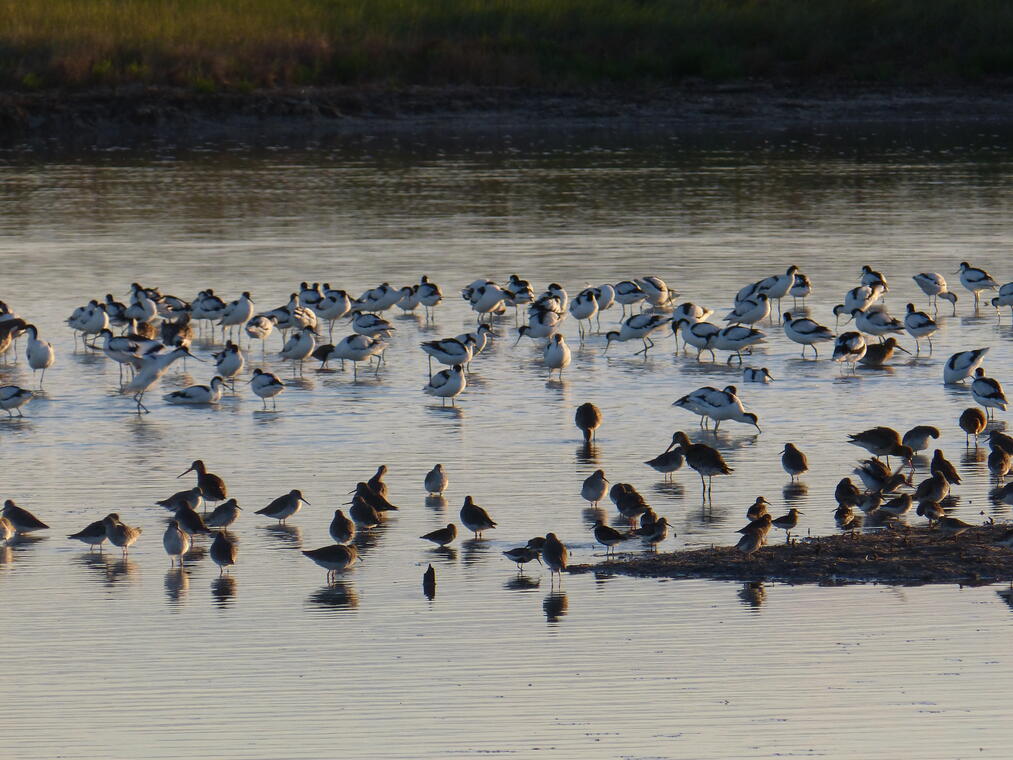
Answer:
xmin=569 ymin=525 xmax=1013 ymax=586
xmin=3 ymin=83 xmax=1013 ymax=148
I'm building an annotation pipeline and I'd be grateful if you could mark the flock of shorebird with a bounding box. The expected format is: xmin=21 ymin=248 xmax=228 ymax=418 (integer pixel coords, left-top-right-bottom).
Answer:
xmin=1 ymin=258 xmax=1012 ymax=581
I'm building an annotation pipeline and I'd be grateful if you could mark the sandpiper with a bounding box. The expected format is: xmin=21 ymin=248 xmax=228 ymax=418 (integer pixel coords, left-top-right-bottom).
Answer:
xmin=174 ymin=504 xmax=211 ymax=535
xmin=205 ymin=499 xmax=242 ymax=529
xmin=542 ymin=532 xmax=568 ymax=581
xmin=916 ymin=501 xmax=945 ymax=525
xmin=421 ymin=523 xmax=457 ymax=547
xmin=162 ymin=520 xmax=192 ymax=567
xmin=178 ymin=460 xmax=227 ymax=509
xmin=780 ymin=443 xmax=808 ymax=481
xmin=914 ymin=472 xmax=950 ymax=503
xmin=858 ymin=337 xmax=910 ymax=366
xmin=770 ymin=508 xmax=803 ymax=541
xmin=424 ymin=464 xmax=449 ymax=496
xmin=209 ymin=531 xmax=238 ymax=575
xmin=746 ymin=496 xmax=770 ymax=521
xmin=592 ymin=520 xmax=629 ymax=557
xmin=930 ymin=449 xmax=962 ymax=485
xmin=644 ymin=434 xmax=684 ymax=479
xmin=156 ymin=487 xmax=203 ymax=512
xmin=834 ymin=477 xmax=862 ymax=507
xmin=255 ymin=489 xmax=309 ymax=523
xmin=367 ymin=465 xmax=389 ymax=499
xmin=349 ymin=496 xmax=381 ymax=529
xmin=989 ymin=446 xmax=1012 ymax=481
xmin=503 ymin=545 xmax=541 ymax=570
xmin=303 ymin=544 xmax=359 ymax=580
xmin=103 ymin=513 xmax=142 ymax=555
xmin=581 ymin=469 xmax=609 ymax=506
xmin=329 ymin=509 xmax=356 ymax=544
xmin=959 ymin=407 xmax=987 ymax=445
xmin=903 ymin=425 xmax=940 ymax=453
xmin=2 ymin=499 xmax=49 ymax=532
xmin=67 ymin=519 xmax=107 ymax=550
xmin=672 ymin=431 xmax=732 ymax=497
xmin=575 ymin=402 xmax=602 ymax=442
xmin=460 ymin=496 xmax=497 ymax=538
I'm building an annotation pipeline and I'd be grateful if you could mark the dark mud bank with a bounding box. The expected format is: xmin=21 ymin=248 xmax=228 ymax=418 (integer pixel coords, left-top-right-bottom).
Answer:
xmin=4 ymin=84 xmax=1013 ymax=148
xmin=569 ymin=525 xmax=1013 ymax=586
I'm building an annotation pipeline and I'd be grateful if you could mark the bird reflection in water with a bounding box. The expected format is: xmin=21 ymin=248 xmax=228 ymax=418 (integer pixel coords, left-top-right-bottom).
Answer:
xmin=576 ymin=442 xmax=600 ymax=465
xmin=308 ymin=581 xmax=359 ymax=611
xmin=582 ymin=507 xmax=607 ymax=528
xmin=461 ymin=537 xmax=490 ymax=566
xmin=505 ymin=575 xmax=540 ymax=592
xmin=423 ymin=564 xmax=436 ymax=600
xmin=165 ymin=567 xmax=189 ymax=605
xmin=425 ymin=494 xmax=448 ymax=511
xmin=427 ymin=545 xmax=458 ymax=564
xmin=0 ymin=546 xmax=12 ymax=566
xmin=260 ymin=523 xmax=302 ymax=548
xmin=962 ymin=446 xmax=987 ymax=467
xmin=182 ymin=544 xmax=207 ymax=564
xmin=211 ymin=575 xmax=237 ymax=608
xmin=782 ymin=482 xmax=808 ymax=507
xmin=738 ymin=582 xmax=766 ymax=609
xmin=593 ymin=571 xmax=614 ymax=588
xmin=651 ymin=480 xmax=685 ymax=499
xmin=543 ymin=591 xmax=568 ymax=623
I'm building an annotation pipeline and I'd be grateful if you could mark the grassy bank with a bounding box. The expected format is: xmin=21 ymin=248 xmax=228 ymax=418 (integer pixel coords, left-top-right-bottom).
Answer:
xmin=4 ymin=0 xmax=1013 ymax=91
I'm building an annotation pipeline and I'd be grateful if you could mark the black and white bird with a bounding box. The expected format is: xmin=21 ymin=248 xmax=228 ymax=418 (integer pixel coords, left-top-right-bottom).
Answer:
xmin=971 ymin=368 xmax=1007 ymax=418
xmin=782 ymin=313 xmax=834 ymax=358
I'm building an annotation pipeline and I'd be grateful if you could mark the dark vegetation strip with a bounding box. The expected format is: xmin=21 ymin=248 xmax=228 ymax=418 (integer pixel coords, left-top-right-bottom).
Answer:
xmin=4 ymin=0 xmax=1013 ymax=92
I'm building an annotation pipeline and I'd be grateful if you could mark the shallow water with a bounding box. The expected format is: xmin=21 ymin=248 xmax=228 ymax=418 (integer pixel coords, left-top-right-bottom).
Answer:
xmin=2 ymin=130 xmax=1013 ymax=758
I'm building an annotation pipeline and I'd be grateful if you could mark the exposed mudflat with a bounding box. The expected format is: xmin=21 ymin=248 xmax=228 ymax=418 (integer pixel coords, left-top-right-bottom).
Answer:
xmin=4 ymin=83 xmax=1013 ymax=147
xmin=570 ymin=525 xmax=1013 ymax=586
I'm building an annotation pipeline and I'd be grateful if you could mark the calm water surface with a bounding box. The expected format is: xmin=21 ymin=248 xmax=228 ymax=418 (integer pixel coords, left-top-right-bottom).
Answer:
xmin=2 ymin=129 xmax=1013 ymax=758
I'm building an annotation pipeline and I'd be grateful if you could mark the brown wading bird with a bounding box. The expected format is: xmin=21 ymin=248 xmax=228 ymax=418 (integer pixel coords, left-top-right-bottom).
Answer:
xmin=903 ymin=425 xmax=940 ymax=454
xmin=575 ymin=402 xmax=602 ymax=442
xmin=644 ymin=433 xmax=685 ymax=480
xmin=671 ymin=431 xmax=732 ymax=498
xmin=542 ymin=532 xmax=568 ymax=583
xmin=178 ymin=459 xmax=228 ymax=510
xmin=959 ymin=407 xmax=987 ymax=446
xmin=780 ymin=443 xmax=808 ymax=481
xmin=420 ymin=523 xmax=457 ymax=548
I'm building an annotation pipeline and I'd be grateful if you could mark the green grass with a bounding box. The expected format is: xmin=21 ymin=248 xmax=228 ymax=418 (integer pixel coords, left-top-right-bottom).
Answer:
xmin=4 ymin=0 xmax=1013 ymax=90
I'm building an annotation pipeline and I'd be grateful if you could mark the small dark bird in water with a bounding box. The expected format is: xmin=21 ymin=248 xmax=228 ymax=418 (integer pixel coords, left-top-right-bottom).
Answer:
xmin=592 ymin=519 xmax=630 ymax=557
xmin=420 ymin=523 xmax=457 ymax=547
xmin=156 ymin=486 xmax=202 ymax=512
xmin=959 ymin=407 xmax=987 ymax=445
xmin=858 ymin=337 xmax=910 ymax=366
xmin=503 ymin=545 xmax=541 ymax=570
xmin=174 ymin=504 xmax=211 ymax=535
xmin=930 ymin=449 xmax=961 ymax=485
xmin=459 ymin=496 xmax=496 ymax=538
xmin=780 ymin=443 xmax=808 ymax=481
xmin=542 ymin=532 xmax=568 ymax=580
xmin=367 ymin=464 xmax=389 ymax=499
xmin=989 ymin=446 xmax=1012 ymax=481
xmin=351 ymin=482 xmax=399 ymax=513
xmin=67 ymin=519 xmax=107 ymax=550
xmin=903 ymin=425 xmax=940 ymax=454
xmin=210 ymin=530 xmax=238 ymax=574
xmin=2 ymin=499 xmax=48 ymax=532
xmin=574 ymin=402 xmax=602 ymax=442
xmin=672 ymin=431 xmax=733 ymax=497
xmin=990 ymin=429 xmax=1013 ymax=456
xmin=328 ymin=509 xmax=355 ymax=544
xmin=644 ymin=433 xmax=684 ymax=480
xmin=423 ymin=564 xmax=436 ymax=598
xmin=914 ymin=472 xmax=950 ymax=503
xmin=178 ymin=459 xmax=227 ymax=506
xmin=205 ymin=499 xmax=242 ymax=530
